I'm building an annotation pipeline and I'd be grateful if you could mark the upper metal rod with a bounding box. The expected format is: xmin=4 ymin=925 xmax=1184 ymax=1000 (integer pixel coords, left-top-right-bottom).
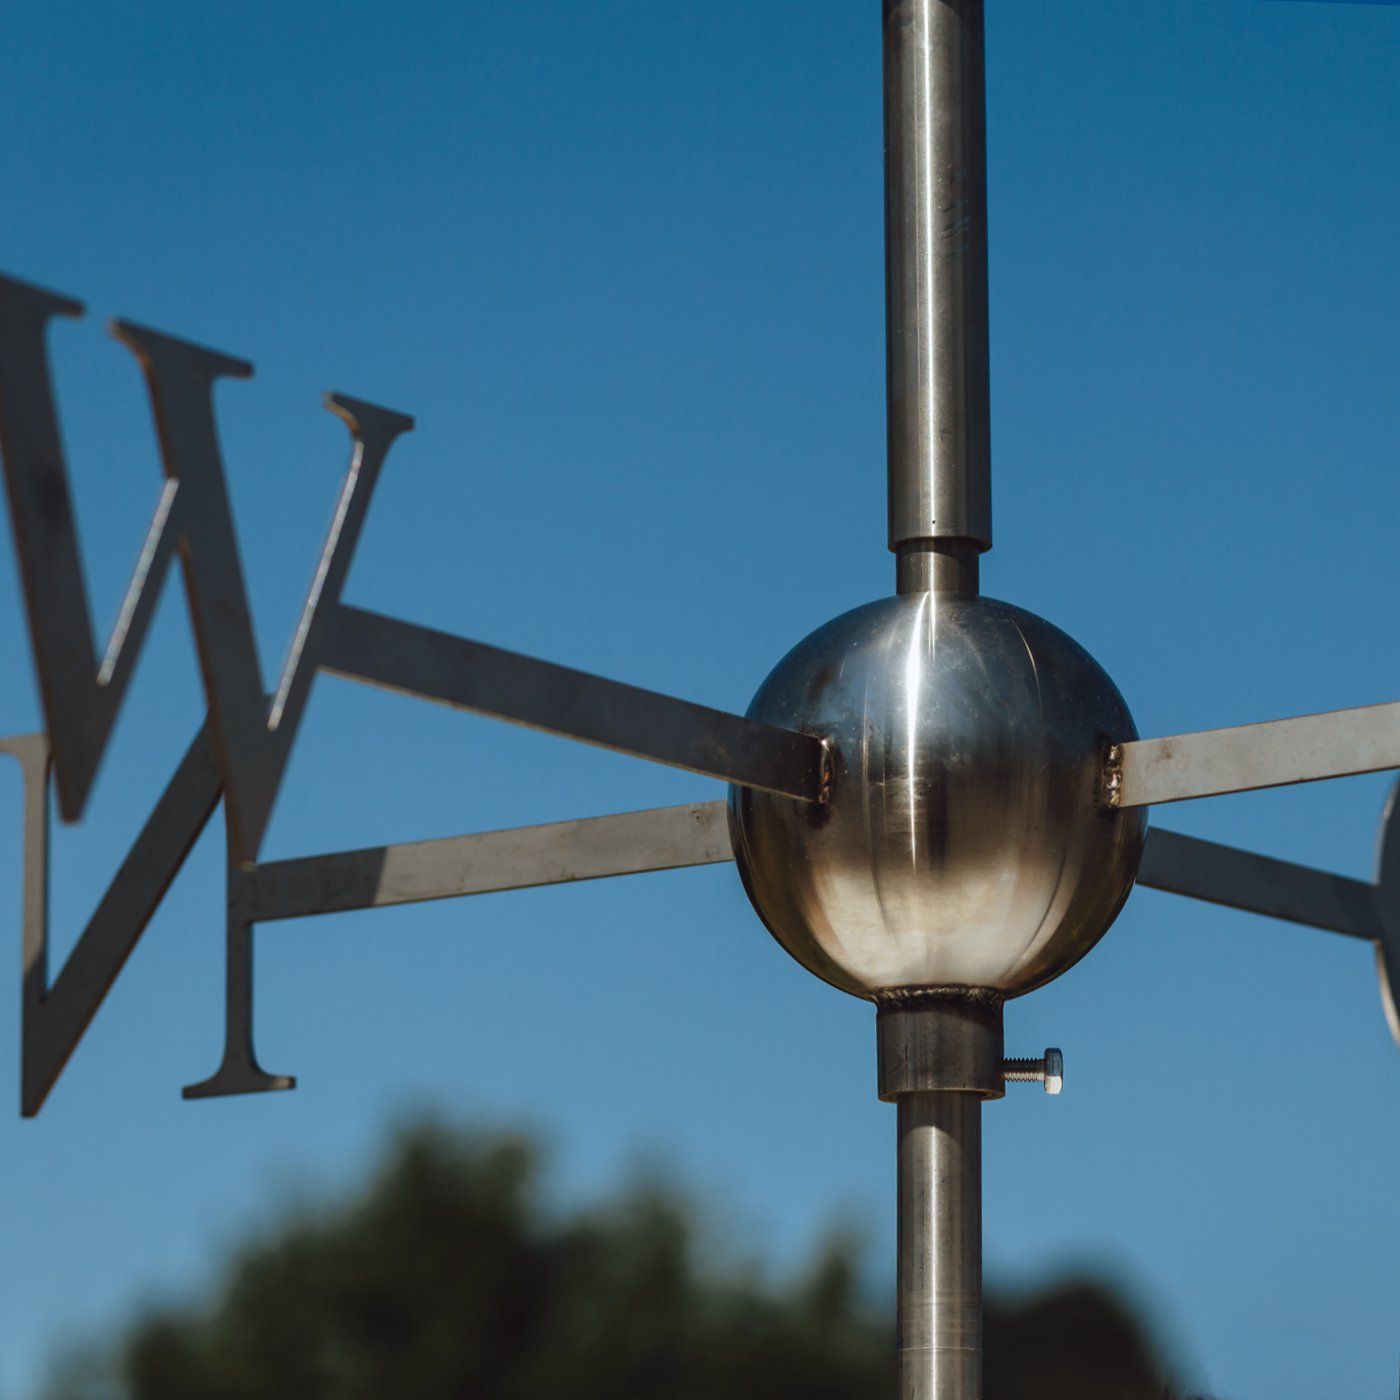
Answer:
xmin=323 ymin=605 xmax=829 ymax=803
xmin=1109 ymin=699 xmax=1400 ymax=810
xmin=884 ymin=0 xmax=992 ymax=594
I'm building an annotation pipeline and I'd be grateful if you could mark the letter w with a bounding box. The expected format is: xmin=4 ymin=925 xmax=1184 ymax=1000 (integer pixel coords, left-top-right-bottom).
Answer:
xmin=0 ymin=275 xmax=412 ymax=863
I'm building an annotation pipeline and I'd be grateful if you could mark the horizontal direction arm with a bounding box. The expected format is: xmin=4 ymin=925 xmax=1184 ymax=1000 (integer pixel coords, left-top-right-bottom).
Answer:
xmin=1139 ymin=827 xmax=1382 ymax=941
xmin=1112 ymin=700 xmax=1400 ymax=810
xmin=241 ymin=800 xmax=733 ymax=923
xmin=244 ymin=813 xmax=1386 ymax=942
xmin=323 ymin=605 xmax=827 ymax=803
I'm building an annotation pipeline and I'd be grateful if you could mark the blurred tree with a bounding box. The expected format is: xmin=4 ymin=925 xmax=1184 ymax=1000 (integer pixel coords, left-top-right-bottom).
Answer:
xmin=42 ymin=1121 xmax=1194 ymax=1400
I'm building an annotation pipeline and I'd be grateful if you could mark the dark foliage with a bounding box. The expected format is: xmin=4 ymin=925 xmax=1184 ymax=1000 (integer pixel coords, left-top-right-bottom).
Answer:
xmin=44 ymin=1122 xmax=1192 ymax=1400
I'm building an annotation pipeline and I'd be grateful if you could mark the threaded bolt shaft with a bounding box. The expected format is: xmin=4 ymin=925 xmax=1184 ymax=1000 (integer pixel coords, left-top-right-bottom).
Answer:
xmin=1002 ymin=1048 xmax=1064 ymax=1095
xmin=1002 ymin=1058 xmax=1043 ymax=1080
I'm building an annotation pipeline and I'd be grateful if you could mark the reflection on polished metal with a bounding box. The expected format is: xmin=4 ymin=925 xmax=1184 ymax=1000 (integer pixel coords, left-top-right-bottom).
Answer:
xmin=730 ymin=593 xmax=1145 ymax=1000
xmin=729 ymin=574 xmax=1141 ymax=1398
xmin=1 ymin=0 xmax=1397 ymax=1395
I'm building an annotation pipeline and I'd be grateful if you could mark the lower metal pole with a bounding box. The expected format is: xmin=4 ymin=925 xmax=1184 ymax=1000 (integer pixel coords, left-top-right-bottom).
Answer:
xmin=898 ymin=1092 xmax=982 ymax=1400
xmin=878 ymin=992 xmax=1004 ymax=1400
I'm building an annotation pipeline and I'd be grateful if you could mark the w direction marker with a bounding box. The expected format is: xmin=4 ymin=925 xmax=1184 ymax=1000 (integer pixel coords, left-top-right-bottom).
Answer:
xmin=0 ymin=271 xmax=826 ymax=1113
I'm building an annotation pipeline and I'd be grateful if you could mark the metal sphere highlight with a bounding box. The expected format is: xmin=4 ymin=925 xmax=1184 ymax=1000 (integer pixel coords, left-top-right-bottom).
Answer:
xmin=729 ymin=594 xmax=1146 ymax=1001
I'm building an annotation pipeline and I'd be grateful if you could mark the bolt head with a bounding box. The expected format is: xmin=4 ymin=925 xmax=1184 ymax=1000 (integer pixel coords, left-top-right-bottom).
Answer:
xmin=1043 ymin=1047 xmax=1064 ymax=1095
xmin=729 ymin=595 xmax=1146 ymax=1000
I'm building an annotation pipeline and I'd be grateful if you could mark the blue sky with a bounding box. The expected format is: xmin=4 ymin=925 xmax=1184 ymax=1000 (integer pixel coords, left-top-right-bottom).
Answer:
xmin=0 ymin=1 xmax=1397 ymax=1395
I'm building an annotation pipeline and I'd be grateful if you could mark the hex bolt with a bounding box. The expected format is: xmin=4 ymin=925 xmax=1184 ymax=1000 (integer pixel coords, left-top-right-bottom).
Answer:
xmin=1002 ymin=1048 xmax=1064 ymax=1095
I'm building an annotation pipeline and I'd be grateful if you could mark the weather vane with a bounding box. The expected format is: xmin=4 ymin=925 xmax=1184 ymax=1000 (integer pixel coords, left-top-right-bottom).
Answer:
xmin=1 ymin=3 xmax=1395 ymax=1397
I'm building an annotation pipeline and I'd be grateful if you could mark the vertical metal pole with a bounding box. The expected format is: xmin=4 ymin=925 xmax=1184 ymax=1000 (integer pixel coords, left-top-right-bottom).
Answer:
xmin=880 ymin=7 xmax=996 ymax=1387
xmin=883 ymin=0 xmax=991 ymax=596
xmin=898 ymin=1094 xmax=983 ymax=1399
xmin=879 ymin=993 xmax=1003 ymax=1400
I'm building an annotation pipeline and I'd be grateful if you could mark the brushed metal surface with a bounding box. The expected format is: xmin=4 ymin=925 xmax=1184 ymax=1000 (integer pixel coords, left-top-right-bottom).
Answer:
xmin=1112 ymin=698 xmax=1400 ymax=810
xmin=323 ymin=605 xmax=826 ymax=804
xmin=877 ymin=991 xmax=1005 ymax=1101
xmin=730 ymin=593 xmax=1145 ymax=999
xmin=898 ymin=1091 xmax=983 ymax=1400
xmin=884 ymin=0 xmax=992 ymax=560
xmin=243 ymin=801 xmax=734 ymax=922
xmin=1138 ymin=827 xmax=1382 ymax=941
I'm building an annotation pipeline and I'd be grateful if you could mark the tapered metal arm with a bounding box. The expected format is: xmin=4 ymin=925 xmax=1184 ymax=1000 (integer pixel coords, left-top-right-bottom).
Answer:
xmin=239 ymin=801 xmax=733 ymax=922
xmin=1136 ymin=820 xmax=1400 ymax=1049
xmin=1108 ymin=700 xmax=1400 ymax=810
xmin=1138 ymin=827 xmax=1382 ymax=941
xmin=322 ymin=605 xmax=828 ymax=803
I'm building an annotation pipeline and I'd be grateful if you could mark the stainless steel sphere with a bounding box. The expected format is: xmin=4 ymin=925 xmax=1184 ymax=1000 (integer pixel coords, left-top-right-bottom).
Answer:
xmin=729 ymin=594 xmax=1146 ymax=1000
